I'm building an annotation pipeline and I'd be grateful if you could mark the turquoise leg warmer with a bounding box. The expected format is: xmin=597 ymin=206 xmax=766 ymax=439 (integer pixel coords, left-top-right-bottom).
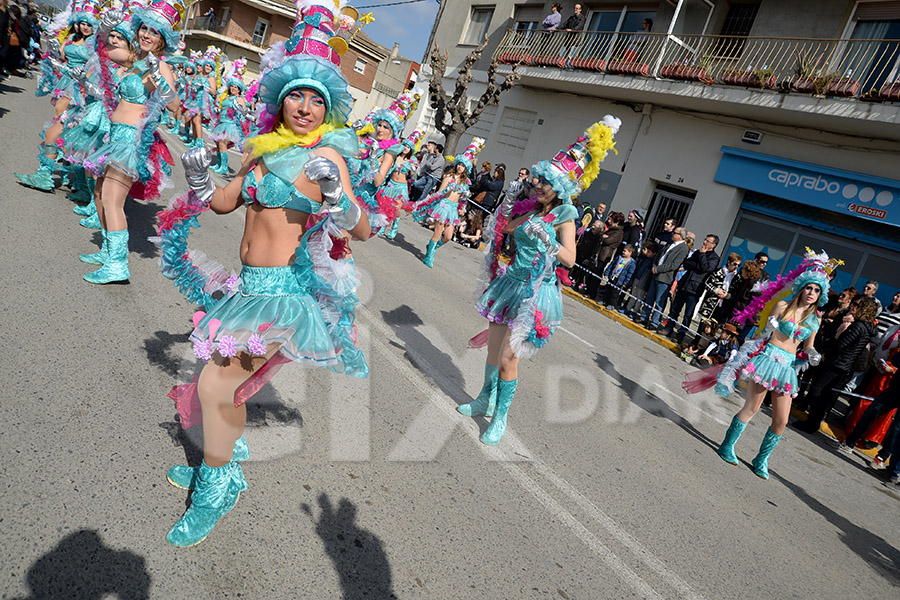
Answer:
xmin=14 ymin=144 xmax=58 ymax=191
xmin=179 ymin=125 xmax=192 ymax=142
xmin=66 ymin=167 xmax=92 ymax=204
xmin=423 ymin=240 xmax=437 ymax=268
xmin=717 ymin=414 xmax=747 ymax=465
xmin=73 ymin=197 xmax=97 ymax=217
xmin=384 ymin=218 xmax=400 ymax=239
xmin=83 ymin=229 xmax=130 ymax=284
xmin=167 ymin=435 xmax=250 ymax=491
xmin=481 ymin=378 xmax=518 ymax=446
xmin=79 ymin=228 xmax=108 ymax=265
xmin=751 ymin=428 xmax=782 ymax=480
xmin=211 ymin=150 xmax=229 ymax=174
xmin=166 ymin=461 xmax=241 ymax=547
xmin=79 ymin=211 xmax=102 ymax=229
xmin=458 ymin=364 xmax=499 ymax=418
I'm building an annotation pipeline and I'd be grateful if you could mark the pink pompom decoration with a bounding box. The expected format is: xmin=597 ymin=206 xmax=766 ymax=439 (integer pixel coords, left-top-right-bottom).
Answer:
xmin=744 ymin=363 xmax=755 ymax=374
xmin=225 ymin=275 xmax=240 ymax=293
xmin=193 ymin=339 xmax=214 ymax=361
xmin=218 ymin=335 xmax=237 ymax=358
xmin=784 ymin=383 xmax=792 ymax=392
xmin=247 ymin=333 xmax=267 ymax=356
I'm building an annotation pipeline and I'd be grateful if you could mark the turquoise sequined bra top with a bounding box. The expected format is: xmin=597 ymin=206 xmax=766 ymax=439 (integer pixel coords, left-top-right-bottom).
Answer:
xmin=241 ymin=168 xmax=320 ymax=214
xmin=118 ymin=62 xmax=151 ymax=104
xmin=776 ymin=313 xmax=819 ymax=342
xmin=64 ymin=42 xmax=88 ymax=67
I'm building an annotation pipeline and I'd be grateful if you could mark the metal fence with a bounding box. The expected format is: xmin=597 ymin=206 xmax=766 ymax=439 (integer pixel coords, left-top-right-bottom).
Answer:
xmin=494 ymin=29 xmax=900 ymax=100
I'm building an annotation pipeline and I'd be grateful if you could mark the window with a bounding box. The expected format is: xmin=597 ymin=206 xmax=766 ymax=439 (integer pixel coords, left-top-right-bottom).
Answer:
xmin=252 ymin=18 xmax=269 ymax=46
xmin=218 ymin=7 xmax=230 ymax=32
xmin=715 ymin=3 xmax=759 ymax=57
xmin=494 ymin=107 xmax=536 ymax=157
xmin=463 ymin=6 xmax=494 ymax=45
xmin=354 ymin=58 xmax=367 ymax=74
xmin=466 ymin=103 xmax=497 ymax=139
xmin=514 ymin=3 xmax=541 ymax=31
xmin=844 ymin=7 xmax=900 ymax=90
xmin=644 ymin=184 xmax=695 ymax=242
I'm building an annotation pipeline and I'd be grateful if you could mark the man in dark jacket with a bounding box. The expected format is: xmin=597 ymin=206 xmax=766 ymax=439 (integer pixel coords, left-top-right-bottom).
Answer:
xmin=659 ymin=234 xmax=720 ymax=341
xmin=637 ymin=227 xmax=689 ymax=330
xmin=561 ymin=4 xmax=585 ymax=69
xmin=796 ymin=296 xmax=879 ymax=434
xmin=653 ymin=217 xmax=677 ymax=253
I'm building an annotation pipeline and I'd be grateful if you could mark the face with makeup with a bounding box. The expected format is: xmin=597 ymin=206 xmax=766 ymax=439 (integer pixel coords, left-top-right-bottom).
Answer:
xmin=229 ymin=84 xmax=240 ymax=96
xmin=105 ymin=30 xmax=132 ymax=64
xmin=137 ymin=25 xmax=165 ymax=55
xmin=78 ymin=21 xmax=94 ymax=37
xmin=281 ymin=87 xmax=327 ymax=135
xmin=375 ymin=120 xmax=392 ymax=141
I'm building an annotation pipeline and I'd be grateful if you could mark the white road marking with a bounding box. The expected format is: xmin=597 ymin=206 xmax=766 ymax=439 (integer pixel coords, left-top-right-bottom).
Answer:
xmin=558 ymin=325 xmax=596 ymax=348
xmin=357 ymin=305 xmax=706 ymax=600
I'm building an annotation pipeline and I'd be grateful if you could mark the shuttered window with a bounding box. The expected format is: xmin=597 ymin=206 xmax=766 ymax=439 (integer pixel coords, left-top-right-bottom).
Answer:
xmin=855 ymin=1 xmax=900 ymax=20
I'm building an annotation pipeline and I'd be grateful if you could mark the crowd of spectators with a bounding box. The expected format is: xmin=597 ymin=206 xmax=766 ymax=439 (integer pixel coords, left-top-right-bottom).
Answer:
xmin=0 ymin=1 xmax=41 ymax=80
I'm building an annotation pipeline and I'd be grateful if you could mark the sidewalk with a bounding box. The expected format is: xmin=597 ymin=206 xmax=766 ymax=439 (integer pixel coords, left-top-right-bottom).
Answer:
xmin=561 ymin=286 xmax=882 ymax=459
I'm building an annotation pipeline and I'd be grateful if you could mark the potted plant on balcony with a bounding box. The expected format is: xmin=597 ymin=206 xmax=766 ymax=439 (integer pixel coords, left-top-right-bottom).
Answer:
xmin=878 ymin=79 xmax=900 ymax=101
xmin=721 ymin=67 xmax=775 ymax=89
xmin=826 ymin=73 xmax=860 ymax=97
xmin=790 ymin=51 xmax=820 ymax=94
xmin=659 ymin=56 xmax=713 ymax=84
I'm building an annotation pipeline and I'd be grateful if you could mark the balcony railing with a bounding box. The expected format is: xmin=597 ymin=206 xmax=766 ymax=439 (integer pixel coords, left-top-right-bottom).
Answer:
xmin=186 ymin=15 xmax=227 ymax=34
xmin=494 ymin=29 xmax=900 ymax=101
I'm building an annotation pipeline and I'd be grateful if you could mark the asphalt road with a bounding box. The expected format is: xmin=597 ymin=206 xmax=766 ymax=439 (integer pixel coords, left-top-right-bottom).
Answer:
xmin=2 ymin=73 xmax=898 ymax=600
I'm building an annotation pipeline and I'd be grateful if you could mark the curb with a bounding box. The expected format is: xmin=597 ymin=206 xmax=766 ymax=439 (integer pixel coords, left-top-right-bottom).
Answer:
xmin=561 ymin=287 xmax=881 ymax=459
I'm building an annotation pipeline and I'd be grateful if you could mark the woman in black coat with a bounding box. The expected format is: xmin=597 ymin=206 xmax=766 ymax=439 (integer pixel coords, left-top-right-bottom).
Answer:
xmin=796 ymin=296 xmax=879 ymax=433
xmin=471 ymin=165 xmax=505 ymax=214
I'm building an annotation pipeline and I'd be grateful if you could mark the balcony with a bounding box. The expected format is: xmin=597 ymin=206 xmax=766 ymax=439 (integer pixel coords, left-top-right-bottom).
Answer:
xmin=492 ymin=29 xmax=900 ymax=139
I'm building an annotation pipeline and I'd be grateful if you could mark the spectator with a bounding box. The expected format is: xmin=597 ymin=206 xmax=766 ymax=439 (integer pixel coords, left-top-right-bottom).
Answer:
xmin=410 ymin=139 xmax=445 ymax=202
xmin=637 ymin=227 xmax=689 ymax=331
xmin=681 ymin=319 xmax=717 ymax=362
xmin=623 ymin=241 xmax=659 ymax=318
xmin=755 ymin=252 xmax=770 ymax=283
xmin=712 ymin=260 xmax=761 ymax=329
xmin=693 ymin=323 xmax=739 ymax=367
xmin=0 ymin=0 xmax=9 ymax=78
xmin=203 ymin=7 xmax=217 ymax=29
xmin=619 ymin=210 xmax=643 ymax=255
xmin=457 ymin=210 xmax=483 ymax=248
xmin=659 ymin=234 xmax=720 ymax=342
xmin=818 ymin=287 xmax=859 ymax=344
xmin=862 ymin=281 xmax=883 ymax=315
xmin=542 ymin=3 xmax=562 ymax=33
xmin=623 ymin=18 xmax=652 ymax=62
xmin=5 ymin=3 xmax=26 ymax=77
xmin=594 ymin=202 xmax=607 ymax=223
xmin=560 ymin=3 xmax=585 ymax=69
xmin=600 ymin=243 xmax=635 ymax=307
xmin=697 ymin=252 xmax=741 ymax=321
xmin=839 ymin=339 xmax=899 ymax=453
xmin=586 ymin=211 xmax=625 ymax=299
xmin=653 ymin=217 xmax=677 ymax=253
xmin=473 ymin=161 xmax=492 ymax=189
xmin=470 ymin=165 xmax=505 ymax=214
xmin=572 ymin=218 xmax=605 ymax=293
xmin=874 ymin=291 xmax=900 ymax=340
xmin=795 ymin=296 xmax=879 ymax=434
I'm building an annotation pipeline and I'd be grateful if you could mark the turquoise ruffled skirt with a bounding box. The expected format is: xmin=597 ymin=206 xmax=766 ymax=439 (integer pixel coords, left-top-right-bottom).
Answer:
xmin=60 ymin=102 xmax=110 ymax=164
xmin=476 ymin=273 xmax=563 ymax=329
xmin=210 ymin=118 xmax=244 ymax=149
xmin=413 ymin=196 xmax=460 ymax=227
xmin=191 ymin=265 xmax=364 ymax=373
xmin=740 ymin=343 xmax=800 ymax=397
xmin=85 ymin=123 xmax=142 ymax=181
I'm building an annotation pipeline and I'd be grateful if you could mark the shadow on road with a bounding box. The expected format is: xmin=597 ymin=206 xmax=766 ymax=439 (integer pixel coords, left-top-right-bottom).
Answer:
xmin=593 ymin=352 xmax=725 ymax=455
xmin=125 ymin=198 xmax=161 ymax=259
xmin=13 ymin=529 xmax=150 ymax=600
xmin=383 ymin=230 xmax=424 ymax=260
xmin=143 ymin=330 xmax=192 ymax=377
xmin=381 ymin=304 xmax=472 ymax=407
xmin=302 ymin=493 xmax=397 ymax=600
xmin=772 ymin=472 xmax=900 ymax=585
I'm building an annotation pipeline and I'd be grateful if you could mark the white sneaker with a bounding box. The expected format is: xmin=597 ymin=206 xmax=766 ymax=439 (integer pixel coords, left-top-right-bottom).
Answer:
xmin=836 ymin=442 xmax=854 ymax=456
xmin=870 ymin=457 xmax=887 ymax=470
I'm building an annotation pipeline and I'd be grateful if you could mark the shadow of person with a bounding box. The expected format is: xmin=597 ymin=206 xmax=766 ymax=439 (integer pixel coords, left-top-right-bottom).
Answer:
xmin=124 ymin=198 xmax=161 ymax=259
xmin=383 ymin=230 xmax=424 ymax=260
xmin=302 ymin=493 xmax=396 ymax=600
xmin=771 ymin=471 xmax=900 ymax=585
xmin=593 ymin=352 xmax=725 ymax=455
xmin=16 ymin=529 xmax=150 ymax=600
xmin=144 ymin=330 xmax=192 ymax=377
xmin=381 ymin=304 xmax=472 ymax=407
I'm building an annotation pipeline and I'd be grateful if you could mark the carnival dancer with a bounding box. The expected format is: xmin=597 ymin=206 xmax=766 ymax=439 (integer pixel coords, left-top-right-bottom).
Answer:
xmin=16 ymin=0 xmax=99 ymax=191
xmin=460 ymin=119 xmax=620 ymax=445
xmin=208 ymin=59 xmax=249 ymax=174
xmin=163 ymin=45 xmax=189 ymax=135
xmin=177 ymin=53 xmax=201 ymax=142
xmin=412 ymin=137 xmax=483 ymax=268
xmin=79 ymin=0 xmax=181 ymax=284
xmin=380 ymin=126 xmax=424 ymax=240
xmin=154 ymin=0 xmax=371 ymax=547
xmin=683 ymin=250 xmax=836 ymax=479
xmin=184 ymin=46 xmax=219 ymax=148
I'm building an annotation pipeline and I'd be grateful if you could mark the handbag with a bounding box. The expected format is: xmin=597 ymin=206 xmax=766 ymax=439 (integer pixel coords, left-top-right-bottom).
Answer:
xmin=473 ymin=191 xmax=487 ymax=206
xmin=9 ymin=28 xmax=20 ymax=47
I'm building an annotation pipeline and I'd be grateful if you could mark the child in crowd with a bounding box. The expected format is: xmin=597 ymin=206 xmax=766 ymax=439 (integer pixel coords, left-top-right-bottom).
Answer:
xmin=692 ymin=323 xmax=739 ymax=367
xmin=600 ymin=244 xmax=636 ymax=307
xmin=680 ymin=319 xmax=717 ymax=362
xmin=457 ymin=210 xmax=484 ymax=248
xmin=623 ymin=241 xmax=659 ymax=317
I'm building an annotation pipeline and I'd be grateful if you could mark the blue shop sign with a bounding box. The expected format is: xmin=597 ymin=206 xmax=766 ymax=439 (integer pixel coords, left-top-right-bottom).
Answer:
xmin=715 ymin=147 xmax=900 ymax=228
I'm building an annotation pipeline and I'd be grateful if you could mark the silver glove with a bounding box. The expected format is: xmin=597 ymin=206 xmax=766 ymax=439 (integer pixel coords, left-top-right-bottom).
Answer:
xmin=329 ymin=201 xmax=361 ymax=231
xmin=235 ymin=102 xmax=249 ymax=118
xmin=48 ymin=38 xmax=62 ymax=59
xmin=99 ymin=9 xmax=125 ymax=37
xmin=523 ymin=219 xmax=559 ymax=256
xmin=48 ymin=56 xmax=71 ymax=77
xmin=146 ymin=53 xmax=178 ymax=104
xmin=807 ymin=347 xmax=822 ymax=367
xmin=304 ymin=156 xmax=343 ymax=206
xmin=350 ymin=119 xmax=366 ymax=131
xmin=181 ymin=147 xmax=215 ymax=204
xmin=763 ymin=316 xmax=780 ymax=336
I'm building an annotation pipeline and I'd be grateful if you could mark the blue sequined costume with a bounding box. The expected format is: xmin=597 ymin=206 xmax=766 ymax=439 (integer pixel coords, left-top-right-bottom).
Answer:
xmin=413 ymin=178 xmax=470 ymax=227
xmin=210 ymin=96 xmax=246 ymax=150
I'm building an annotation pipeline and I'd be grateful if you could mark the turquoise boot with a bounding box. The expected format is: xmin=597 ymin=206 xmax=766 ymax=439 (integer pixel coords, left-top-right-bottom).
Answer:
xmin=167 ymin=435 xmax=250 ymax=491
xmin=80 ymin=211 xmax=101 ymax=229
xmin=79 ymin=229 xmax=108 ymax=265
xmin=384 ymin=219 xmax=400 ymax=240
xmin=423 ymin=240 xmax=437 ymax=268
xmin=166 ymin=461 xmax=241 ymax=547
xmin=481 ymin=378 xmax=518 ymax=446
xmin=167 ymin=121 xmax=181 ymax=135
xmin=717 ymin=414 xmax=747 ymax=465
xmin=66 ymin=167 xmax=92 ymax=204
xmin=458 ymin=364 xmax=499 ymax=418
xmin=15 ymin=145 xmax=58 ymax=191
xmin=83 ymin=229 xmax=130 ymax=284
xmin=751 ymin=428 xmax=782 ymax=480
xmin=210 ymin=151 xmax=229 ymax=175
xmin=73 ymin=196 xmax=97 ymax=217
xmin=179 ymin=125 xmax=192 ymax=142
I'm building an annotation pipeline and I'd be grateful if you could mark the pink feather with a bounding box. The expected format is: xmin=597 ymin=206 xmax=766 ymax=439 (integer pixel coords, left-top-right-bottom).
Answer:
xmin=208 ymin=319 xmax=222 ymax=339
xmin=192 ymin=311 xmax=207 ymax=328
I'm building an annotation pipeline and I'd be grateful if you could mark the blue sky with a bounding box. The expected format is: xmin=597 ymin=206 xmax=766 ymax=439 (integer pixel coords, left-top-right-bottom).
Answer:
xmin=357 ymin=0 xmax=440 ymax=63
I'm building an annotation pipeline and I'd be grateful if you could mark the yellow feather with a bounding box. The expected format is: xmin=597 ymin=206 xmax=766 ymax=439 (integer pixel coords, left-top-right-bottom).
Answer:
xmin=580 ymin=123 xmax=618 ymax=191
xmin=247 ymin=123 xmax=338 ymax=157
